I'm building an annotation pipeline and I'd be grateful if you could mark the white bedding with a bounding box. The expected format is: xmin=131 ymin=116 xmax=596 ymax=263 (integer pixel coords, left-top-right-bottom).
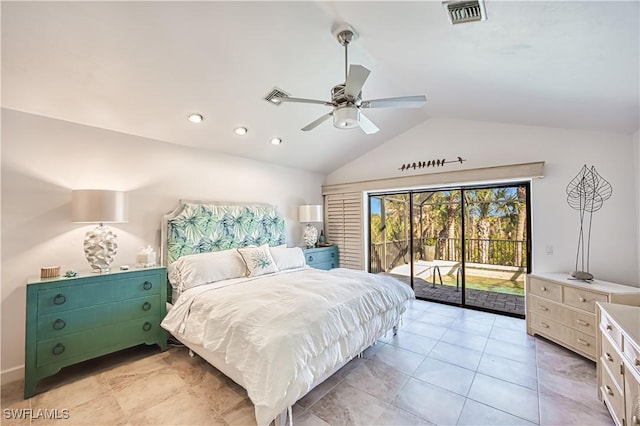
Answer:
xmin=161 ymin=266 xmax=414 ymax=425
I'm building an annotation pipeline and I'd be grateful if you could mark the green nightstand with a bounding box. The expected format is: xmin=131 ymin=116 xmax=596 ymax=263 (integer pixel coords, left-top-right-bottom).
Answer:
xmin=24 ymin=267 xmax=167 ymax=398
xmin=303 ymin=246 xmax=339 ymax=270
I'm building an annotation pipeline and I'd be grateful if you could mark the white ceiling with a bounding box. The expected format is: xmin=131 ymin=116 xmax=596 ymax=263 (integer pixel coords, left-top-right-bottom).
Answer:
xmin=2 ymin=1 xmax=638 ymax=174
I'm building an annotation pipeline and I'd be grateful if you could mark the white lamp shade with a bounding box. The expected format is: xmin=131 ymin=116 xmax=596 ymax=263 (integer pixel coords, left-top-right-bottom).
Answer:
xmin=298 ymin=205 xmax=323 ymax=223
xmin=72 ymin=190 xmax=128 ymax=223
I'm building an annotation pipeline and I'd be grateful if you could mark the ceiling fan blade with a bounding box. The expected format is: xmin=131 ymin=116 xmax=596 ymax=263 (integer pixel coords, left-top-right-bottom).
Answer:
xmin=301 ymin=112 xmax=332 ymax=131
xmin=358 ymin=112 xmax=379 ymax=135
xmin=276 ymin=96 xmax=334 ymax=107
xmin=361 ymin=95 xmax=427 ymax=109
xmin=345 ymin=65 xmax=371 ymax=98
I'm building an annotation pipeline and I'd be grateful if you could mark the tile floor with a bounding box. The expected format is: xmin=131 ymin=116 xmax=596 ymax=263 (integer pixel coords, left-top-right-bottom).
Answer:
xmin=1 ymin=299 xmax=613 ymax=425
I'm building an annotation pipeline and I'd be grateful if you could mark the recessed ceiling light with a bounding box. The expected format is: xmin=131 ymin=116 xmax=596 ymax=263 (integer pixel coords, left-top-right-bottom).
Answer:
xmin=187 ymin=113 xmax=204 ymax=123
xmin=234 ymin=127 xmax=248 ymax=135
xmin=270 ymin=137 xmax=282 ymax=145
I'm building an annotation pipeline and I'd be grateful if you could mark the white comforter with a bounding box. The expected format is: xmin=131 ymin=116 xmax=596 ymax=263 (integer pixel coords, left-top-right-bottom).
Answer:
xmin=161 ymin=267 xmax=414 ymax=425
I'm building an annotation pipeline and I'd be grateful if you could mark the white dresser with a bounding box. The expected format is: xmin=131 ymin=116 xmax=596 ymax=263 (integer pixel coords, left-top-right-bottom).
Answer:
xmin=596 ymin=302 xmax=640 ymax=426
xmin=526 ymin=273 xmax=640 ymax=361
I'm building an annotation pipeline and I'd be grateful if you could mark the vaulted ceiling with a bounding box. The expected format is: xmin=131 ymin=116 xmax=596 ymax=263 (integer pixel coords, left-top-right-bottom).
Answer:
xmin=2 ymin=1 xmax=638 ymax=173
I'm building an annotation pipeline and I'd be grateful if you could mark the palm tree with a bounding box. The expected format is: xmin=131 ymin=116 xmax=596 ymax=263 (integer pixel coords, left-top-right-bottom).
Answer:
xmin=465 ymin=189 xmax=493 ymax=264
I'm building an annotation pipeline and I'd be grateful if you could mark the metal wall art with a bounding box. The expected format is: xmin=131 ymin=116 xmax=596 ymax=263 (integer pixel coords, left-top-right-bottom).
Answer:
xmin=398 ymin=156 xmax=466 ymax=171
xmin=566 ymin=165 xmax=612 ymax=281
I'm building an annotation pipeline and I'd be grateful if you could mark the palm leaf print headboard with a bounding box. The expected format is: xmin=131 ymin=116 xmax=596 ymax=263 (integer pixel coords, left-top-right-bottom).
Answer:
xmin=161 ymin=201 xmax=285 ymax=266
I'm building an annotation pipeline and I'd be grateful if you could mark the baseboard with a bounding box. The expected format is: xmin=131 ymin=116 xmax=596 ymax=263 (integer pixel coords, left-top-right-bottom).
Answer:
xmin=1 ymin=365 xmax=24 ymax=385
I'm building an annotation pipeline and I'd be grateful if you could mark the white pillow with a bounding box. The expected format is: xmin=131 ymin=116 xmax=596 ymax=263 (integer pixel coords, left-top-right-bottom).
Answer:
xmin=270 ymin=246 xmax=306 ymax=270
xmin=168 ymin=249 xmax=248 ymax=292
xmin=237 ymin=244 xmax=279 ymax=277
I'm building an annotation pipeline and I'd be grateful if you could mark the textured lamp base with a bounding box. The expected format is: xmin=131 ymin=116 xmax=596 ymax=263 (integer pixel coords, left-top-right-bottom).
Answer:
xmin=303 ymin=224 xmax=318 ymax=249
xmin=84 ymin=224 xmax=118 ymax=273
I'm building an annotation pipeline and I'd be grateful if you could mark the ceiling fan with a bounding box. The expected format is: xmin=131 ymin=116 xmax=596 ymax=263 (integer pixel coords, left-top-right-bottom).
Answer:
xmin=274 ymin=24 xmax=427 ymax=135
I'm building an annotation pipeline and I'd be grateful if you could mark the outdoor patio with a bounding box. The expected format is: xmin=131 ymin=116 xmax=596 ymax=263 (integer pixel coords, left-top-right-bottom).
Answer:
xmin=388 ymin=273 xmax=526 ymax=317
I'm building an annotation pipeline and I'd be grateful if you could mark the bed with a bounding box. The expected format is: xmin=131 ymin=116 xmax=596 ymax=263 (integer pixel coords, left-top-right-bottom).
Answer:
xmin=160 ymin=201 xmax=415 ymax=425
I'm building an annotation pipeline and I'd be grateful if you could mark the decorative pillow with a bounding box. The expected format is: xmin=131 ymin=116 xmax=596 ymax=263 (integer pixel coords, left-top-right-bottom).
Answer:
xmin=168 ymin=249 xmax=248 ymax=292
xmin=237 ymin=244 xmax=279 ymax=277
xmin=270 ymin=246 xmax=306 ymax=271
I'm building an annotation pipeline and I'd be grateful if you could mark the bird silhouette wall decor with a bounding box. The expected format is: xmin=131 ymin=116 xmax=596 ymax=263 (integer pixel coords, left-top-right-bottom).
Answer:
xmin=398 ymin=156 xmax=466 ymax=171
xmin=565 ymin=165 xmax=612 ymax=281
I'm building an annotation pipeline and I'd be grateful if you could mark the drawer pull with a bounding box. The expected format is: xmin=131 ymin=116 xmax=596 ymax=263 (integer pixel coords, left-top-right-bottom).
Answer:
xmin=331 ymin=252 xmax=335 ymax=258
xmin=577 ymin=338 xmax=590 ymax=346
xmin=604 ymin=385 xmax=614 ymax=396
xmin=539 ymin=322 xmax=549 ymax=328
xmin=52 ymin=343 xmax=65 ymax=355
xmin=53 ymin=319 xmax=66 ymax=330
xmin=331 ymin=263 xmax=335 ymax=268
xmin=576 ymin=319 xmax=589 ymax=326
xmin=540 ymin=286 xmax=547 ymax=292
xmin=606 ymin=324 xmax=613 ymax=331
xmin=578 ymin=297 xmax=586 ymax=302
xmin=142 ymin=302 xmax=152 ymax=311
xmin=143 ymin=281 xmax=153 ymax=290
xmin=633 ymin=414 xmax=639 ymax=425
xmin=53 ymin=294 xmax=66 ymax=305
xmin=142 ymin=322 xmax=153 ymax=332
xmin=308 ymin=256 xmax=314 ymax=262
xmin=605 ymin=352 xmax=613 ymax=362
xmin=538 ymin=305 xmax=548 ymax=311
xmin=635 ymin=358 xmax=640 ymax=367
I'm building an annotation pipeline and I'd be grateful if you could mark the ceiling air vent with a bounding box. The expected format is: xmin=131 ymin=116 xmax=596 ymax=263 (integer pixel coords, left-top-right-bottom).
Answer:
xmin=443 ymin=0 xmax=487 ymax=25
xmin=264 ymin=87 xmax=290 ymax=106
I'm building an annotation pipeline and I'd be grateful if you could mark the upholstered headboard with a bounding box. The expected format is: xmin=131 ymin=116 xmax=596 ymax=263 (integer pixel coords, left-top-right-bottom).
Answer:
xmin=161 ymin=201 xmax=286 ymax=267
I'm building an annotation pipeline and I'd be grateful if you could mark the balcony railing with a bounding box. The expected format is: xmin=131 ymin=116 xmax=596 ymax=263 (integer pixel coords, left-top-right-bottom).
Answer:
xmin=370 ymin=237 xmax=527 ymax=274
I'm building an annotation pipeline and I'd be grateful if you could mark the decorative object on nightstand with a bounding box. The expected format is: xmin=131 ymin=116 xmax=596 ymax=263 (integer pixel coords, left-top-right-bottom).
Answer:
xmin=136 ymin=245 xmax=157 ymax=268
xmin=299 ymin=204 xmax=323 ymax=248
xmin=565 ymin=165 xmax=612 ymax=281
xmin=40 ymin=266 xmax=60 ymax=279
xmin=24 ymin=267 xmax=167 ymax=398
xmin=72 ymin=189 xmax=128 ymax=273
xmin=303 ymin=245 xmax=338 ymax=270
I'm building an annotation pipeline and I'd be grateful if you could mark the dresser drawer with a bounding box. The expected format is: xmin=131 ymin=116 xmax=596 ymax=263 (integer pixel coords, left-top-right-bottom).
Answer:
xmin=564 ymin=286 xmax=607 ymax=313
xmin=567 ymin=310 xmax=597 ymax=336
xmin=37 ymin=274 xmax=160 ymax=314
xmin=623 ymin=338 xmax=640 ymax=378
xmin=305 ymin=248 xmax=337 ymax=265
xmin=601 ymin=365 xmax=625 ymax=424
xmin=528 ymin=278 xmax=562 ymax=302
xmin=529 ymin=312 xmax=567 ymax=341
xmin=601 ymin=312 xmax=623 ymax=349
xmin=569 ymin=328 xmax=596 ymax=358
xmin=36 ymin=316 xmax=160 ymax=367
xmin=601 ymin=332 xmax=625 ymax=391
xmin=311 ymin=260 xmax=338 ymax=271
xmin=37 ymin=295 xmax=160 ymax=340
xmin=528 ymin=294 xmax=563 ymax=319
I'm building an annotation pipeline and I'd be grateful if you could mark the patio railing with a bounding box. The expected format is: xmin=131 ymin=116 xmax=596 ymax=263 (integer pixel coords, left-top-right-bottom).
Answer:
xmin=370 ymin=237 xmax=527 ymax=273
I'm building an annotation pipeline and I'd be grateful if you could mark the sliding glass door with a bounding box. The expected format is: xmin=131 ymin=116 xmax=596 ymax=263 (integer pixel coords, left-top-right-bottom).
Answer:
xmin=368 ymin=183 xmax=530 ymax=317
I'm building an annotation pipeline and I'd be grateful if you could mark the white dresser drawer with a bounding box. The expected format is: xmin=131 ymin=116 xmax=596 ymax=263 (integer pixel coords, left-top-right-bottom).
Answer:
xmin=528 ymin=277 xmax=562 ymax=302
xmin=564 ymin=286 xmax=607 ymax=313
xmin=601 ymin=311 xmax=623 ymax=349
xmin=569 ymin=328 xmax=596 ymax=358
xmin=529 ymin=312 xmax=567 ymax=341
xmin=601 ymin=332 xmax=625 ymax=391
xmin=601 ymin=365 xmax=625 ymax=425
xmin=528 ymin=294 xmax=562 ymax=318
xmin=567 ymin=310 xmax=597 ymax=336
xmin=624 ymin=338 xmax=640 ymax=379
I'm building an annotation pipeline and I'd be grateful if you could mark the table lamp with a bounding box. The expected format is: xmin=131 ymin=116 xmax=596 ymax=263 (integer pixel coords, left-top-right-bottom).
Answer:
xmin=298 ymin=204 xmax=323 ymax=248
xmin=72 ymin=190 xmax=128 ymax=273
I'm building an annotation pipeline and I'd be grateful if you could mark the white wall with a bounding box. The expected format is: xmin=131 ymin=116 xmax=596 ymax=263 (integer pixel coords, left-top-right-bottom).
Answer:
xmin=328 ymin=118 xmax=639 ymax=287
xmin=1 ymin=108 xmax=325 ymax=383
xmin=634 ymin=130 xmax=640 ymax=283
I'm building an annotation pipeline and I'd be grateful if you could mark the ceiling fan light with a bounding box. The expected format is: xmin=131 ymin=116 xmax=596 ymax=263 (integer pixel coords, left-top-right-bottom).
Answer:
xmin=234 ymin=127 xmax=248 ymax=135
xmin=333 ymin=106 xmax=359 ymax=129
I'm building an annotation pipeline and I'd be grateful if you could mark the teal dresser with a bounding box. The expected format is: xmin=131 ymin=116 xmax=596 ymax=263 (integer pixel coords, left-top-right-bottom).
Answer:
xmin=303 ymin=246 xmax=339 ymax=270
xmin=24 ymin=267 xmax=167 ymax=398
